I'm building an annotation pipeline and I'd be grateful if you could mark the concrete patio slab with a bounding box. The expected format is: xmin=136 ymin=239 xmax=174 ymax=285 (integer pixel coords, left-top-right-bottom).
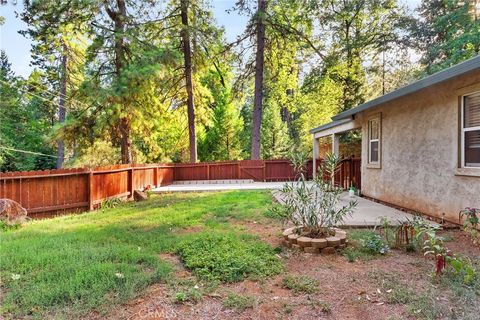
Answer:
xmin=152 ymin=181 xmax=287 ymax=192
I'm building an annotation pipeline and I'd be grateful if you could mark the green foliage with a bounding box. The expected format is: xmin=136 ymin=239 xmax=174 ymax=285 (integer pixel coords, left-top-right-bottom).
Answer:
xmin=168 ymin=277 xmax=210 ymax=304
xmin=0 ymin=220 xmax=22 ymax=232
xmin=461 ymin=207 xmax=480 ymax=246
xmin=99 ymin=197 xmax=123 ymax=210
xmin=414 ymin=0 xmax=480 ymax=74
xmin=176 ymin=232 xmax=283 ymax=283
xmin=198 ymin=69 xmax=243 ymax=161
xmin=362 ymin=233 xmax=390 ymax=255
xmin=222 ymin=293 xmax=256 ymax=311
xmin=282 ymin=274 xmax=319 ymax=294
xmin=0 ymin=55 xmax=56 ymax=171
xmin=66 ymin=140 xmax=120 ymax=168
xmin=343 ymin=230 xmax=389 ymax=261
xmin=261 ymin=102 xmax=292 ymax=159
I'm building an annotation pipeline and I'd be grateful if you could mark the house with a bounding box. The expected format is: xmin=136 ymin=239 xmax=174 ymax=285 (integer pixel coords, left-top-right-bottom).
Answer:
xmin=310 ymin=56 xmax=480 ymax=224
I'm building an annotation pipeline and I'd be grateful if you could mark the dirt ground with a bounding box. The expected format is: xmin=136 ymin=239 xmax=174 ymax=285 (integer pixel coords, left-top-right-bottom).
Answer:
xmin=102 ymin=221 xmax=480 ymax=320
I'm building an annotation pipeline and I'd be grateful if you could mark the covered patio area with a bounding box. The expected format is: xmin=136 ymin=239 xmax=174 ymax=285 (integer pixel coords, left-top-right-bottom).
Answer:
xmin=311 ymin=116 xmax=363 ymax=190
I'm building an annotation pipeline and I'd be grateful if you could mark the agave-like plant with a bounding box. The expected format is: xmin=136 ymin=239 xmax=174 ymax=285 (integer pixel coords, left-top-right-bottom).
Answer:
xmin=275 ymin=152 xmax=357 ymax=238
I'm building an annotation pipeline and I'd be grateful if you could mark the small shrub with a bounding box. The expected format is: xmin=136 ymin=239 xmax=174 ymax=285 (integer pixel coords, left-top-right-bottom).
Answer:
xmin=100 ymin=197 xmax=122 ymax=210
xmin=343 ymin=247 xmax=361 ymax=262
xmin=415 ymin=224 xmax=451 ymax=275
xmin=446 ymin=256 xmax=479 ymax=286
xmin=282 ymin=275 xmax=319 ymax=294
xmin=175 ymin=292 xmax=187 ymax=303
xmin=460 ymin=207 xmax=480 ymax=246
xmin=176 ymin=232 xmax=283 ymax=282
xmin=342 ymin=230 xmax=389 ymax=261
xmin=362 ymin=233 xmax=389 ymax=255
xmin=273 ymin=152 xmax=357 ymax=238
xmin=222 ymin=293 xmax=256 ymax=311
xmin=167 ymin=277 xmax=216 ymax=304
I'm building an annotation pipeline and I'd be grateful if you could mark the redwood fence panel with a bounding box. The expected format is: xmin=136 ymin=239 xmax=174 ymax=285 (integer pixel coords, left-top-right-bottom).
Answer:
xmin=0 ymin=164 xmax=175 ymax=217
xmin=209 ymin=162 xmax=238 ymax=180
xmin=265 ymin=160 xmax=296 ymax=181
xmin=0 ymin=158 xmax=360 ymax=217
xmin=0 ymin=168 xmax=90 ymax=217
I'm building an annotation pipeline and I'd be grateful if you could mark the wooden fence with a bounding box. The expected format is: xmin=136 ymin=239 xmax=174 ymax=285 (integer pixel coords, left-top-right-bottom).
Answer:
xmin=173 ymin=159 xmax=316 ymax=181
xmin=0 ymin=158 xmax=360 ymax=217
xmin=0 ymin=164 xmax=175 ymax=218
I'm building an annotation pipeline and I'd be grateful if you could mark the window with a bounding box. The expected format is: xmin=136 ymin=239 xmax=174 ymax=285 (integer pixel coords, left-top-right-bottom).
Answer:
xmin=462 ymin=92 xmax=480 ymax=168
xmin=368 ymin=115 xmax=381 ymax=166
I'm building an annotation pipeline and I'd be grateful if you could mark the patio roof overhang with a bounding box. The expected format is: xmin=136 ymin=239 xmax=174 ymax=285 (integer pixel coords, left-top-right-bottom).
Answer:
xmin=310 ymin=116 xmax=361 ymax=139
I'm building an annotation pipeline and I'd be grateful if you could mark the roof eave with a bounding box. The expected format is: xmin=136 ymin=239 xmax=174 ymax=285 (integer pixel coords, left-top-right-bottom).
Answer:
xmin=309 ymin=118 xmax=353 ymax=134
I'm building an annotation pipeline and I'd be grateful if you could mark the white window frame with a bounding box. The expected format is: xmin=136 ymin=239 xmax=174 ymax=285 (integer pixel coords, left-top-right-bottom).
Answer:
xmin=461 ymin=91 xmax=480 ymax=168
xmin=367 ymin=114 xmax=381 ymax=168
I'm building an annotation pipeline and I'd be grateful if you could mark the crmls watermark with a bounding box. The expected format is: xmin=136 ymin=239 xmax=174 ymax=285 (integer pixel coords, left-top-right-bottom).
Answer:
xmin=129 ymin=308 xmax=178 ymax=320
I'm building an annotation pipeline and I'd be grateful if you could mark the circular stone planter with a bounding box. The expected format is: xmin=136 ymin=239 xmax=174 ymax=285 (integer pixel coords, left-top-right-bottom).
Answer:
xmin=282 ymin=227 xmax=347 ymax=254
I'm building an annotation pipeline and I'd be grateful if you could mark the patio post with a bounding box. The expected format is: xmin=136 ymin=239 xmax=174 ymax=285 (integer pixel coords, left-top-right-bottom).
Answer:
xmin=332 ymin=133 xmax=340 ymax=156
xmin=313 ymin=136 xmax=318 ymax=178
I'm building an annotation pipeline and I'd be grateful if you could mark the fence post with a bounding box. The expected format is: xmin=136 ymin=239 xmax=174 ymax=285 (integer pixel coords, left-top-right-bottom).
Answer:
xmin=206 ymin=163 xmax=210 ymax=180
xmin=154 ymin=166 xmax=158 ymax=187
xmin=128 ymin=167 xmax=133 ymax=198
xmin=349 ymin=158 xmax=353 ymax=188
xmin=262 ymin=161 xmax=266 ymax=182
xmin=88 ymin=170 xmax=94 ymax=211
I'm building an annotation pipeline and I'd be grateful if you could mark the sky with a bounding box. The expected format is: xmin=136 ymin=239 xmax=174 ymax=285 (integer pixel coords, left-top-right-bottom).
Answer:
xmin=0 ymin=0 xmax=420 ymax=78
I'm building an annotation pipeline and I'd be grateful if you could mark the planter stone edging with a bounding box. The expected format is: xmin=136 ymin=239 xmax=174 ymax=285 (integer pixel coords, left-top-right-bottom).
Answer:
xmin=282 ymin=227 xmax=347 ymax=254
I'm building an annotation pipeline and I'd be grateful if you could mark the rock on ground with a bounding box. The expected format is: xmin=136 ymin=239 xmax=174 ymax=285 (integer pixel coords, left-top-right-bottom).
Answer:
xmin=0 ymin=198 xmax=28 ymax=225
xmin=134 ymin=190 xmax=148 ymax=202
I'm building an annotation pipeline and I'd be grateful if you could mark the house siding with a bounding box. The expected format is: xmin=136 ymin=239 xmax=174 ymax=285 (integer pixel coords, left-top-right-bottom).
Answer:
xmin=360 ymin=70 xmax=480 ymax=223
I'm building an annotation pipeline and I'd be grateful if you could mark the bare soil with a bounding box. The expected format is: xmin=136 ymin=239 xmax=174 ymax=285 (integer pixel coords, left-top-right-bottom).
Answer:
xmin=103 ymin=222 xmax=480 ymax=320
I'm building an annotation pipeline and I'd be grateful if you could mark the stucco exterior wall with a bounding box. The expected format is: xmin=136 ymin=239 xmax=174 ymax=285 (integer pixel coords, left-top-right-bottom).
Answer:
xmin=360 ymin=70 xmax=480 ymax=223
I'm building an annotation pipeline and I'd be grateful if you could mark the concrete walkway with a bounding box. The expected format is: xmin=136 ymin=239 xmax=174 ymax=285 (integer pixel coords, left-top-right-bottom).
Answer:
xmin=273 ymin=191 xmax=436 ymax=227
xmin=152 ymin=181 xmax=288 ymax=192
xmin=153 ymin=181 xmax=435 ymax=227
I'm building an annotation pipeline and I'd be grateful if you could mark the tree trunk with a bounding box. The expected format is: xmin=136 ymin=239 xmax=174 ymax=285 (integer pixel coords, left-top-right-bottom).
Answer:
xmin=56 ymin=43 xmax=68 ymax=169
xmin=251 ymin=0 xmax=266 ymax=160
xmin=107 ymin=0 xmax=131 ymax=164
xmin=119 ymin=117 xmax=131 ymax=164
xmin=181 ymin=0 xmax=197 ymax=163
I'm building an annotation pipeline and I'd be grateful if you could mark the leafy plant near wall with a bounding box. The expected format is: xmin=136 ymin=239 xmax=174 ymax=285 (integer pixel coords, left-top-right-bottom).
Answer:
xmin=416 ymin=226 xmax=451 ymax=275
xmin=273 ymin=152 xmax=356 ymax=238
xmin=460 ymin=207 xmax=480 ymax=246
xmin=414 ymin=219 xmax=479 ymax=285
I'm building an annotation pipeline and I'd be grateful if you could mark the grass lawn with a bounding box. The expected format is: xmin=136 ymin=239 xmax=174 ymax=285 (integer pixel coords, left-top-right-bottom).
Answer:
xmin=2 ymin=190 xmax=479 ymax=320
xmin=0 ymin=191 xmax=280 ymax=319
